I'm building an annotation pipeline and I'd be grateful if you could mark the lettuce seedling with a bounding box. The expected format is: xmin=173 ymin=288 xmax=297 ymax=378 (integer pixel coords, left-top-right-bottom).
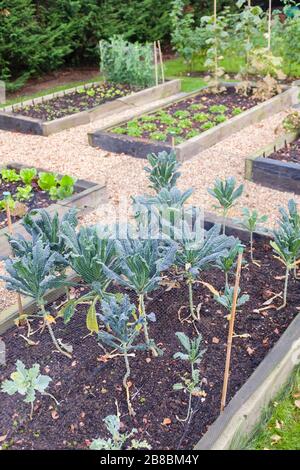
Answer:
xmin=37 ymin=172 xmax=58 ymax=192
xmin=173 ymin=332 xmax=206 ymax=422
xmin=19 ymin=168 xmax=37 ymax=185
xmin=98 ymin=295 xmax=148 ymax=416
xmin=1 ymin=360 xmax=57 ymax=420
xmin=49 ymin=175 xmax=76 ymax=200
xmin=208 ymin=177 xmax=244 ymax=234
xmin=0 ymin=168 xmax=21 ymax=183
xmin=102 ymin=237 xmax=176 ymax=356
xmin=144 ymin=150 xmax=181 ymax=192
xmin=15 ymin=185 xmax=33 ymax=201
xmin=176 ymin=224 xmax=237 ymax=320
xmin=238 ymin=208 xmax=268 ymax=262
xmin=90 ymin=413 xmax=151 ymax=450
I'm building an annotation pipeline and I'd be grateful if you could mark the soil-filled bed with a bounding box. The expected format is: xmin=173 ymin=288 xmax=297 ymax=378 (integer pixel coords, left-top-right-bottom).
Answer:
xmin=0 ymin=239 xmax=299 ymax=450
xmin=12 ymin=83 xmax=139 ymax=122
xmin=111 ymin=88 xmax=260 ymax=145
xmin=268 ymin=137 xmax=300 ymax=164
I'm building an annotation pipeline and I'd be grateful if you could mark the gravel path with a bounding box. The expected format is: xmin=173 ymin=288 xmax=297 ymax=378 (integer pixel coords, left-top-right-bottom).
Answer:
xmin=0 ymin=98 xmax=298 ymax=311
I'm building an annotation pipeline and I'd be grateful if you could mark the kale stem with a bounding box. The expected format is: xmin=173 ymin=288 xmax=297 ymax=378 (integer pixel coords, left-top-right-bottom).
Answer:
xmin=250 ymin=231 xmax=254 ymax=262
xmin=40 ymin=303 xmax=72 ymax=358
xmin=139 ymin=294 xmax=158 ymax=357
xmin=123 ymin=348 xmax=135 ymax=417
xmin=278 ymin=266 xmax=289 ymax=310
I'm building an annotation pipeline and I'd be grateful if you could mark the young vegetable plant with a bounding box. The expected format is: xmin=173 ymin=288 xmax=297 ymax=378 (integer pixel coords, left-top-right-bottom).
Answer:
xmin=215 ymin=241 xmax=243 ymax=287
xmin=60 ymin=223 xmax=118 ymax=334
xmin=144 ymin=150 xmax=181 ymax=192
xmin=49 ymin=175 xmax=76 ymax=200
xmin=175 ymin=224 xmax=236 ymax=320
xmin=37 ymin=172 xmax=58 ymax=192
xmin=214 ymin=285 xmax=249 ymax=315
xmin=98 ymin=295 xmax=148 ymax=417
xmin=238 ymin=208 xmax=268 ymax=262
xmin=208 ymin=177 xmax=244 ymax=234
xmin=0 ymin=239 xmax=72 ymax=357
xmin=271 ymin=200 xmax=300 ymax=309
xmin=102 ymin=237 xmax=176 ymax=356
xmin=19 ymin=168 xmax=37 ymax=185
xmin=90 ymin=412 xmax=151 ymax=450
xmin=173 ymin=332 xmax=206 ymax=423
xmin=15 ymin=185 xmax=33 ymax=201
xmin=1 ymin=360 xmax=58 ymax=420
xmin=0 ymin=168 xmax=21 ymax=183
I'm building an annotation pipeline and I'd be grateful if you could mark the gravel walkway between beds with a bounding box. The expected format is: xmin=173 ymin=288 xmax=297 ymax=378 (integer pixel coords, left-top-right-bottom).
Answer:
xmin=0 ymin=97 xmax=298 ymax=311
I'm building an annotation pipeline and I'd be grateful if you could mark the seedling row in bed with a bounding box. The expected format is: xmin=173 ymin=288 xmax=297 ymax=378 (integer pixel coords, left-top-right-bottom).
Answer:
xmin=1 ymin=151 xmax=300 ymax=450
xmin=112 ymin=88 xmax=258 ymax=145
xmin=13 ymin=83 xmax=137 ymax=122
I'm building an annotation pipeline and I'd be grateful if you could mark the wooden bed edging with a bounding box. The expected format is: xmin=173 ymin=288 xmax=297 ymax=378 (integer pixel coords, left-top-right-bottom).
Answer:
xmin=245 ymin=131 xmax=300 ymax=194
xmin=88 ymin=84 xmax=299 ymax=162
xmin=0 ymin=80 xmax=181 ymax=136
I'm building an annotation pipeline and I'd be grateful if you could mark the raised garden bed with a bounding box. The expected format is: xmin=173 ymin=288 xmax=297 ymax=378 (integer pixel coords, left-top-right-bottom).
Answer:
xmin=0 ymin=212 xmax=300 ymax=450
xmin=0 ymin=80 xmax=181 ymax=136
xmin=245 ymin=131 xmax=300 ymax=194
xmin=88 ymin=84 xmax=299 ymax=161
xmin=0 ymin=163 xmax=106 ymax=259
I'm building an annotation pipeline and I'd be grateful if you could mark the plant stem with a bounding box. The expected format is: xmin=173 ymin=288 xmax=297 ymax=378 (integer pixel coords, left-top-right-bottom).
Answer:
xmin=278 ymin=265 xmax=289 ymax=310
xmin=188 ymin=278 xmax=198 ymax=321
xmin=30 ymin=401 xmax=34 ymax=420
xmin=123 ymin=348 xmax=135 ymax=417
xmin=225 ymin=271 xmax=229 ymax=288
xmin=250 ymin=231 xmax=254 ymax=262
xmin=138 ymin=294 xmax=158 ymax=357
xmin=222 ymin=209 xmax=228 ymax=235
xmin=40 ymin=304 xmax=72 ymax=358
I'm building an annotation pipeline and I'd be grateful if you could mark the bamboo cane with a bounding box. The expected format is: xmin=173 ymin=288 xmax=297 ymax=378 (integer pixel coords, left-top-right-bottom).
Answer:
xmin=5 ymin=195 xmax=24 ymax=317
xmin=220 ymin=250 xmax=243 ymax=412
xmin=213 ymin=0 xmax=218 ymax=83
xmin=268 ymin=0 xmax=272 ymax=51
xmin=154 ymin=41 xmax=159 ymax=86
xmin=158 ymin=40 xmax=165 ymax=83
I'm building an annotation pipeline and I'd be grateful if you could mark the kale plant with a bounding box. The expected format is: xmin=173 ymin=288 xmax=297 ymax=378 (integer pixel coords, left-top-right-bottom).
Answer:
xmin=102 ymin=237 xmax=176 ymax=356
xmin=98 ymin=295 xmax=148 ymax=416
xmin=208 ymin=177 xmax=244 ymax=234
xmin=238 ymin=208 xmax=268 ymax=262
xmin=1 ymin=360 xmax=57 ymax=420
xmin=214 ymin=285 xmax=249 ymax=314
xmin=175 ymin=224 xmax=236 ymax=320
xmin=144 ymin=150 xmax=181 ymax=192
xmin=215 ymin=240 xmax=244 ymax=287
xmin=90 ymin=413 xmax=151 ymax=450
xmin=173 ymin=332 xmax=206 ymax=422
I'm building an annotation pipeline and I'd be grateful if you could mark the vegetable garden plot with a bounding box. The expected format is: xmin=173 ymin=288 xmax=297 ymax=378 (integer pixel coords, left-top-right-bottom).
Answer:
xmin=0 ymin=226 xmax=300 ymax=450
xmin=245 ymin=131 xmax=300 ymax=194
xmin=0 ymin=80 xmax=181 ymax=136
xmin=89 ymin=84 xmax=299 ymax=161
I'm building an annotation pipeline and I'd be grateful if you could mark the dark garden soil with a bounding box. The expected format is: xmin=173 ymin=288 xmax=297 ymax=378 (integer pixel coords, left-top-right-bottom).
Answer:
xmin=0 ymin=239 xmax=299 ymax=450
xmin=12 ymin=83 xmax=139 ymax=122
xmin=268 ymin=137 xmax=300 ymax=164
xmin=112 ymin=88 xmax=260 ymax=145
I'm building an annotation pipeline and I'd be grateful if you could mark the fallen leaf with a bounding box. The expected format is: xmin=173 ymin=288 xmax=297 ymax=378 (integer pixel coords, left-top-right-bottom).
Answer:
xmin=294 ymin=400 xmax=300 ymax=409
xmin=51 ymin=410 xmax=59 ymax=420
xmin=212 ymin=337 xmax=220 ymax=344
xmin=0 ymin=434 xmax=7 ymax=443
xmin=271 ymin=434 xmax=281 ymax=445
xmin=45 ymin=314 xmax=56 ymax=324
xmin=199 ymin=281 xmax=219 ymax=297
xmin=71 ymin=360 xmax=77 ymax=367
xmin=293 ymin=392 xmax=300 ymax=398
xmin=162 ymin=418 xmax=172 ymax=426
xmin=246 ymin=346 xmax=255 ymax=356
xmin=274 ymin=328 xmax=280 ymax=335
xmin=145 ymin=357 xmax=151 ymax=363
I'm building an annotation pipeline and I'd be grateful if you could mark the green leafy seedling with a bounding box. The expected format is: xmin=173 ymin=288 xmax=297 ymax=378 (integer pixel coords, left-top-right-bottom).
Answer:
xmin=173 ymin=332 xmax=206 ymax=423
xmin=20 ymin=168 xmax=37 ymax=185
xmin=1 ymin=360 xmax=57 ymax=420
xmin=238 ymin=208 xmax=268 ymax=262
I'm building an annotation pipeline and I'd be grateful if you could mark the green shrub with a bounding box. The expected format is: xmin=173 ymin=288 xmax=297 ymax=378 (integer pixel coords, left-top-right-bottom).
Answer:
xmin=99 ymin=36 xmax=155 ymax=88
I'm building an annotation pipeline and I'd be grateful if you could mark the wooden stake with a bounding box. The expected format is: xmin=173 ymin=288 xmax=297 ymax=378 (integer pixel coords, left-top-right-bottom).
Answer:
xmin=5 ymin=198 xmax=24 ymax=317
xmin=158 ymin=41 xmax=165 ymax=84
xmin=171 ymin=136 xmax=175 ymax=149
xmin=154 ymin=41 xmax=159 ymax=86
xmin=220 ymin=250 xmax=243 ymax=412
xmin=268 ymin=0 xmax=272 ymax=51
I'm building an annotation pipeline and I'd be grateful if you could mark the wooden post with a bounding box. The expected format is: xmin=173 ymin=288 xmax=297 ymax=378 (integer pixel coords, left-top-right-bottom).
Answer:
xmin=220 ymin=250 xmax=243 ymax=412
xmin=158 ymin=41 xmax=165 ymax=84
xmin=213 ymin=0 xmax=218 ymax=83
xmin=154 ymin=41 xmax=159 ymax=86
xmin=268 ymin=0 xmax=272 ymax=51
